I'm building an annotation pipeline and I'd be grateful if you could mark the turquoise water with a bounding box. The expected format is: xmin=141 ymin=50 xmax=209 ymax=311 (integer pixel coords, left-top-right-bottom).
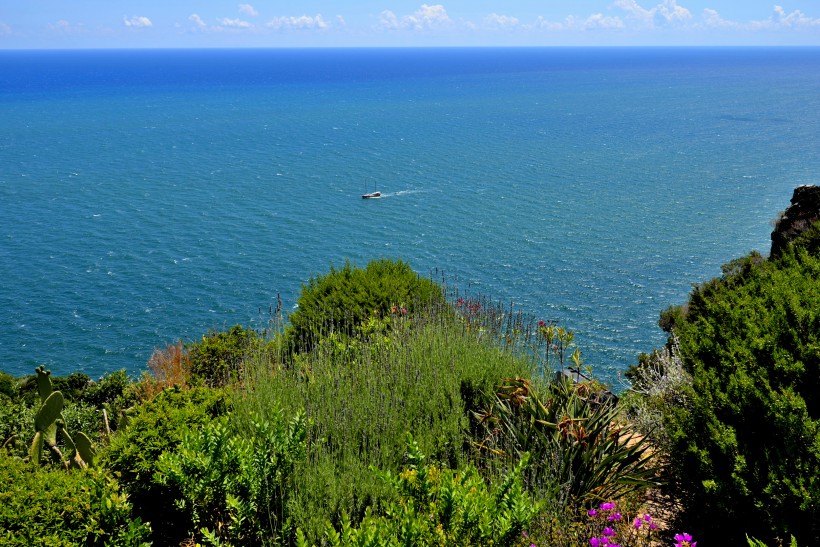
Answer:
xmin=2 ymin=47 xmax=819 ymax=380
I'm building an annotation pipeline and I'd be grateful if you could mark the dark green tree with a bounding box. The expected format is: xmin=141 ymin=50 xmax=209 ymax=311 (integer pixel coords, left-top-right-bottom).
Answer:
xmin=662 ymin=225 xmax=820 ymax=544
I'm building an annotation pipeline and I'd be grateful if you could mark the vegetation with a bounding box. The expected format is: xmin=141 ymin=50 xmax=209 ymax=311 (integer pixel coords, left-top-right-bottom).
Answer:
xmin=0 ymin=452 xmax=151 ymax=546
xmin=8 ymin=241 xmax=820 ymax=546
xmin=284 ymin=258 xmax=445 ymax=354
xmin=626 ymin=223 xmax=820 ymax=544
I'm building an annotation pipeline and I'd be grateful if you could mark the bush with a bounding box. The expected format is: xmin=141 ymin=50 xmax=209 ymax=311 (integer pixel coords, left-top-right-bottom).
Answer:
xmin=156 ymin=411 xmax=307 ymax=546
xmin=0 ymin=371 xmax=17 ymax=399
xmin=477 ymin=376 xmax=661 ymax=508
xmin=308 ymin=434 xmax=540 ymax=547
xmin=0 ymin=451 xmax=151 ymax=546
xmin=285 ymin=258 xmax=445 ymax=353
xmin=237 ymin=304 xmax=532 ymax=543
xmin=187 ymin=324 xmax=262 ymax=386
xmin=100 ymin=386 xmax=231 ymax=544
xmin=660 ymin=237 xmax=820 ymax=544
xmin=0 ymin=395 xmax=33 ymax=455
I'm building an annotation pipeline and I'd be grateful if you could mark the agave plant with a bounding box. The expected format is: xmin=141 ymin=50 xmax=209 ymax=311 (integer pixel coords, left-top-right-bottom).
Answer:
xmin=476 ymin=375 xmax=663 ymax=506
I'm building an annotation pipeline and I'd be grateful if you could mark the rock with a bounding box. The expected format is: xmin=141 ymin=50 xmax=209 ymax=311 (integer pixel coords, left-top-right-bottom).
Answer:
xmin=770 ymin=185 xmax=820 ymax=258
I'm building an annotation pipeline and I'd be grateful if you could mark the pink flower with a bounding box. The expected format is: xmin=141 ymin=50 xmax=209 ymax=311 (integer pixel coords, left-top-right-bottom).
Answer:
xmin=587 ymin=509 xmax=598 ymax=517
xmin=599 ymin=502 xmax=615 ymax=511
xmin=674 ymin=532 xmax=696 ymax=547
xmin=607 ymin=512 xmax=622 ymax=521
xmin=602 ymin=527 xmax=615 ymax=537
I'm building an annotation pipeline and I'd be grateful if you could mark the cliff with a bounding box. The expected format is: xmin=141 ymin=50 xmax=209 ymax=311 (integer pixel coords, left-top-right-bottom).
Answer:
xmin=770 ymin=184 xmax=820 ymax=258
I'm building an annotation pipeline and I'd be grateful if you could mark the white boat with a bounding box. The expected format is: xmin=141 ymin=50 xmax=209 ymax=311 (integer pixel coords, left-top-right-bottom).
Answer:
xmin=362 ymin=181 xmax=381 ymax=198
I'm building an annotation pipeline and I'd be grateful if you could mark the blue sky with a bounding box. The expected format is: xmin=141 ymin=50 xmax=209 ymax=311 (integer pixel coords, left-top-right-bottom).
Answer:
xmin=1 ymin=1 xmax=820 ymax=48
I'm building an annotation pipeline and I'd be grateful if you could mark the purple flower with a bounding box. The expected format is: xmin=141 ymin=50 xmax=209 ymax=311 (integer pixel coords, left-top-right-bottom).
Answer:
xmin=589 ymin=538 xmax=601 ymax=547
xmin=522 ymin=531 xmax=528 ymax=538
xmin=587 ymin=509 xmax=598 ymax=517
xmin=643 ymin=514 xmax=652 ymax=522
xmin=633 ymin=517 xmax=642 ymax=529
xmin=607 ymin=512 xmax=622 ymax=521
xmin=599 ymin=502 xmax=615 ymax=511
xmin=674 ymin=532 xmax=696 ymax=547
xmin=602 ymin=527 xmax=615 ymax=537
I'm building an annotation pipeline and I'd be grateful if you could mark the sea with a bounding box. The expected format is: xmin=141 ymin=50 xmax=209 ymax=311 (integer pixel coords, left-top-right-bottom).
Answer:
xmin=1 ymin=47 xmax=819 ymax=382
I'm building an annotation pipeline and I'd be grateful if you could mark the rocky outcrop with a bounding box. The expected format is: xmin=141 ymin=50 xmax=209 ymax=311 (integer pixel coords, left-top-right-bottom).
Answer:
xmin=770 ymin=185 xmax=820 ymax=258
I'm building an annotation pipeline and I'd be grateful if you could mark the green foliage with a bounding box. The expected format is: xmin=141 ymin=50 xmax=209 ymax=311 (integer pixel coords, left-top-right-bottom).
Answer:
xmin=187 ymin=324 xmax=261 ymax=386
xmin=156 ymin=411 xmax=307 ymax=546
xmin=0 ymin=371 xmax=17 ymax=399
xmin=27 ymin=366 xmax=97 ymax=470
xmin=0 ymin=450 xmax=151 ymax=546
xmin=100 ymin=386 xmax=232 ymax=544
xmin=312 ymin=434 xmax=539 ymax=547
xmin=79 ymin=369 xmax=136 ymax=409
xmin=660 ymin=236 xmax=820 ymax=543
xmin=478 ymin=376 xmax=662 ymax=507
xmin=237 ymin=304 xmax=531 ymax=543
xmin=0 ymin=394 xmax=31 ymax=452
xmin=285 ymin=258 xmax=445 ymax=353
xmin=747 ymin=535 xmax=799 ymax=547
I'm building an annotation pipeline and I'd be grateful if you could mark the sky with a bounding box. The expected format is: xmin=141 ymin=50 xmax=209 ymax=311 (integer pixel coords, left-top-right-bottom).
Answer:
xmin=1 ymin=1 xmax=820 ymax=49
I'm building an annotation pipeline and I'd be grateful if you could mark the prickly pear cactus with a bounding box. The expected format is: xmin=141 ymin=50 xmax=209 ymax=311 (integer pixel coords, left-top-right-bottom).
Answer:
xmin=29 ymin=366 xmax=65 ymax=464
xmin=28 ymin=366 xmax=95 ymax=468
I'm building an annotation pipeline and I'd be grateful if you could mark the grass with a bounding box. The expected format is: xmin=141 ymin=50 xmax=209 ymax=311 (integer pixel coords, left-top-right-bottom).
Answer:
xmin=231 ymin=298 xmax=539 ymax=542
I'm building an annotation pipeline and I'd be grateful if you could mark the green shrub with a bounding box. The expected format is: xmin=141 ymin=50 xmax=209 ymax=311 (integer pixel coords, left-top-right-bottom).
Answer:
xmin=100 ymin=386 xmax=231 ymax=544
xmin=285 ymin=258 xmax=445 ymax=353
xmin=660 ymin=237 xmax=820 ymax=544
xmin=0 ymin=371 xmax=17 ymax=399
xmin=237 ymin=305 xmax=531 ymax=543
xmin=187 ymin=324 xmax=262 ymax=386
xmin=0 ymin=395 xmax=32 ymax=453
xmin=306 ymin=434 xmax=540 ymax=547
xmin=0 ymin=451 xmax=151 ymax=546
xmin=478 ymin=376 xmax=661 ymax=508
xmin=156 ymin=411 xmax=306 ymax=546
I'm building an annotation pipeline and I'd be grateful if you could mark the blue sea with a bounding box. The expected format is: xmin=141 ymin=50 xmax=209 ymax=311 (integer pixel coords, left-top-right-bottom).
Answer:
xmin=2 ymin=47 xmax=819 ymax=382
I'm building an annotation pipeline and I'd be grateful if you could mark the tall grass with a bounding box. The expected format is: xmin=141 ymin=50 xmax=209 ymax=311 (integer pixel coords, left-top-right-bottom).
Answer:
xmin=231 ymin=298 xmax=538 ymax=542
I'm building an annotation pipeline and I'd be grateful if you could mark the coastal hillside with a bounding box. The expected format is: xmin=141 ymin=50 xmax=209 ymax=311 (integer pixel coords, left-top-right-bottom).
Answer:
xmin=2 ymin=189 xmax=820 ymax=546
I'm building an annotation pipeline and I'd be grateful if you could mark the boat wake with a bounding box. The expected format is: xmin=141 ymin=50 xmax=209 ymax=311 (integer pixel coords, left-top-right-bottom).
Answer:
xmin=378 ymin=189 xmax=424 ymax=198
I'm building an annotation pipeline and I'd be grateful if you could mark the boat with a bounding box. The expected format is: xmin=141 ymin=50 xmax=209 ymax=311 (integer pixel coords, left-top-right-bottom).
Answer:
xmin=362 ymin=181 xmax=381 ymax=199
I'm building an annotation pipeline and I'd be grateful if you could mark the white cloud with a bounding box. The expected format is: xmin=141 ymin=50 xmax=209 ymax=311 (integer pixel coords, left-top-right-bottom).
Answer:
xmin=485 ymin=13 xmax=520 ymax=29
xmin=189 ymin=13 xmax=207 ymax=28
xmin=48 ymin=19 xmax=84 ymax=32
xmin=582 ymin=13 xmax=625 ymax=29
xmin=560 ymin=13 xmax=624 ymax=31
xmin=217 ymin=17 xmax=253 ymax=28
xmin=613 ymin=0 xmax=691 ymax=27
xmin=705 ymin=5 xmax=820 ymax=32
xmin=123 ymin=16 xmax=152 ymax=28
xmin=702 ymin=8 xmax=737 ymax=29
xmin=532 ymin=16 xmax=564 ymax=31
xmin=336 ymin=15 xmax=347 ymax=27
xmin=378 ymin=4 xmax=451 ymax=30
xmin=49 ymin=19 xmax=71 ymax=30
xmin=765 ymin=5 xmax=820 ymax=28
xmin=266 ymin=14 xmax=329 ymax=30
xmin=378 ymin=11 xmax=400 ymax=29
xmin=0 ymin=22 xmax=10 ymax=34
xmin=239 ymin=4 xmax=258 ymax=17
